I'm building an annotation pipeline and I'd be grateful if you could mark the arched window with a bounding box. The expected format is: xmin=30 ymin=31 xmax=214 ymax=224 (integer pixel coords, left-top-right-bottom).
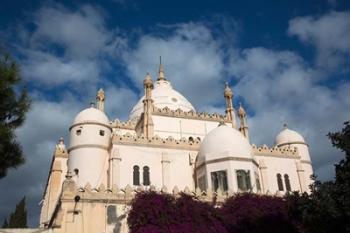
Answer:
xmin=189 ymin=137 xmax=194 ymax=143
xmin=277 ymin=173 xmax=284 ymax=191
xmin=236 ymin=170 xmax=251 ymax=192
xmin=133 ymin=166 xmax=140 ymax=186
xmin=284 ymin=174 xmax=291 ymax=192
xmin=143 ymin=166 xmax=150 ymax=185
xmin=211 ymin=170 xmax=228 ymax=193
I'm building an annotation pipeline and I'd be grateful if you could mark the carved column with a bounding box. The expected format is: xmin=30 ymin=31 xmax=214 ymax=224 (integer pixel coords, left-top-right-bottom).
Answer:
xmin=238 ymin=103 xmax=249 ymax=141
xmin=259 ymin=159 xmax=269 ymax=194
xmin=143 ymin=73 xmax=154 ymax=138
xmin=161 ymin=152 xmax=170 ymax=190
xmin=296 ymin=162 xmax=306 ymax=193
xmin=224 ymin=82 xmax=237 ymax=128
xmin=109 ymin=149 xmax=122 ymax=189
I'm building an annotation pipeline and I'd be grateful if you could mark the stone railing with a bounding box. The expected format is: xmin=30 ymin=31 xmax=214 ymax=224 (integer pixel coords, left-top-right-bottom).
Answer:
xmin=252 ymin=144 xmax=299 ymax=158
xmin=152 ymin=106 xmax=230 ymax=122
xmin=112 ymin=132 xmax=200 ymax=150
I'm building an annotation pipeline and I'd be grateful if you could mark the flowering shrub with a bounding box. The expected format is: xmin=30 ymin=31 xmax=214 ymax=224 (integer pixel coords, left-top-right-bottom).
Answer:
xmin=128 ymin=192 xmax=301 ymax=233
xmin=127 ymin=192 xmax=227 ymax=233
xmin=220 ymin=193 xmax=299 ymax=233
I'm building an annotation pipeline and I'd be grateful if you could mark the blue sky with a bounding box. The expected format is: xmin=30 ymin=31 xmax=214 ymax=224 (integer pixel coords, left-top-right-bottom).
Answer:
xmin=1 ymin=0 xmax=350 ymax=227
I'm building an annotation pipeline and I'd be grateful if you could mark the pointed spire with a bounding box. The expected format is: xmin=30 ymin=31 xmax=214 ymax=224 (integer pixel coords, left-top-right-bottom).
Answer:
xmin=158 ymin=56 xmax=166 ymax=81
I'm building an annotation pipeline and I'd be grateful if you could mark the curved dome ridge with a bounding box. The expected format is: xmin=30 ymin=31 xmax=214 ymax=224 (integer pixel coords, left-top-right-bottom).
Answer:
xmin=73 ymin=107 xmax=110 ymax=126
xmin=129 ymin=79 xmax=195 ymax=119
xmin=275 ymin=127 xmax=305 ymax=146
xmin=197 ymin=124 xmax=252 ymax=165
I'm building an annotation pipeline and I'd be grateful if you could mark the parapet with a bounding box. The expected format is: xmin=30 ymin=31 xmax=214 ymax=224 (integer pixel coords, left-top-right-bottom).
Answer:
xmin=61 ymin=180 xmax=233 ymax=205
xmin=111 ymin=118 xmax=138 ymax=130
xmin=112 ymin=132 xmax=200 ymax=150
xmin=252 ymin=144 xmax=299 ymax=158
xmin=152 ymin=106 xmax=229 ymax=122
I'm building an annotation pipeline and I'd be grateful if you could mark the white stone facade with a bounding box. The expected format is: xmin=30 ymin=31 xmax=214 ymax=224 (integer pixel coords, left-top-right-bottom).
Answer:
xmin=39 ymin=63 xmax=314 ymax=233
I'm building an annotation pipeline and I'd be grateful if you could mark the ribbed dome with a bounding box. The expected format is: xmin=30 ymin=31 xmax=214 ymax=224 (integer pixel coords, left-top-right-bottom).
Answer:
xmin=73 ymin=107 xmax=109 ymax=126
xmin=197 ymin=124 xmax=252 ymax=165
xmin=275 ymin=127 xmax=305 ymax=146
xmin=129 ymin=80 xmax=195 ymax=119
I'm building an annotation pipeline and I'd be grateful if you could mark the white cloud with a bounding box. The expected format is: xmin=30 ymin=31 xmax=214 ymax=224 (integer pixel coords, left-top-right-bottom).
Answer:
xmin=16 ymin=3 xmax=126 ymax=87
xmin=105 ymin=85 xmax=139 ymax=120
xmin=21 ymin=50 xmax=100 ymax=85
xmin=288 ymin=11 xmax=350 ymax=70
xmin=123 ymin=23 xmax=226 ymax=111
xmin=230 ymin=47 xmax=350 ymax=181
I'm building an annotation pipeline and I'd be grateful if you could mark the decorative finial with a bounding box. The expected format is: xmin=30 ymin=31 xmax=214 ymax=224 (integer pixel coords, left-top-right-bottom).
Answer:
xmin=238 ymin=102 xmax=246 ymax=117
xmin=96 ymin=88 xmax=105 ymax=112
xmin=144 ymin=72 xmax=153 ymax=87
xmin=219 ymin=118 xmax=226 ymax=126
xmin=158 ymin=56 xmax=165 ymax=81
xmin=90 ymin=102 xmax=95 ymax=108
xmin=283 ymin=123 xmax=288 ymax=129
xmin=224 ymin=82 xmax=233 ymax=98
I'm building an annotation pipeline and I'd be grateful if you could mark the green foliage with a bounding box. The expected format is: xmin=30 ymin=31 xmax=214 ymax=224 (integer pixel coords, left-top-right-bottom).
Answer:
xmin=328 ymin=121 xmax=350 ymax=232
xmin=2 ymin=218 xmax=9 ymax=228
xmin=7 ymin=196 xmax=28 ymax=228
xmin=0 ymin=47 xmax=30 ymax=178
xmin=287 ymin=121 xmax=350 ymax=233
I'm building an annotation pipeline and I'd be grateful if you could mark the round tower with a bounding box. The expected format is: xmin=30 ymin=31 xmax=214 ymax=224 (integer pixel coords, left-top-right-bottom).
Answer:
xmin=275 ymin=124 xmax=313 ymax=192
xmin=68 ymin=104 xmax=111 ymax=188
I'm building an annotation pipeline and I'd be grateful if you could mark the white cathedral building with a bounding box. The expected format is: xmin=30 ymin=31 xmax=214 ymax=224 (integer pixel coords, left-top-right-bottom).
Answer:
xmin=38 ymin=62 xmax=313 ymax=233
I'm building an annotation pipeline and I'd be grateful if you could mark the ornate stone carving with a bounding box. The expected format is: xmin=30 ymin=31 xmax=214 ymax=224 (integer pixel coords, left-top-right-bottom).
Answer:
xmin=152 ymin=106 xmax=230 ymax=122
xmin=252 ymin=144 xmax=299 ymax=158
xmin=112 ymin=133 xmax=200 ymax=150
xmin=111 ymin=118 xmax=138 ymax=130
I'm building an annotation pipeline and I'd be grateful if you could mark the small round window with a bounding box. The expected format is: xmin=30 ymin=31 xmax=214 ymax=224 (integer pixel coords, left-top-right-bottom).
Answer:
xmin=171 ymin=97 xmax=178 ymax=102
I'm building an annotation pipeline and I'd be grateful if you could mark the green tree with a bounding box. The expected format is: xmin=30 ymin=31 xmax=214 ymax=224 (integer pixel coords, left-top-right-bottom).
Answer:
xmin=289 ymin=121 xmax=350 ymax=233
xmin=0 ymin=47 xmax=30 ymax=178
xmin=2 ymin=218 xmax=9 ymax=228
xmin=8 ymin=197 xmax=27 ymax=228
xmin=328 ymin=121 xmax=350 ymax=232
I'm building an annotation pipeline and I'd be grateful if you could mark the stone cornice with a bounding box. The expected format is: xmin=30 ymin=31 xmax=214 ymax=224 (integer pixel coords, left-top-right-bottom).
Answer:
xmin=277 ymin=141 xmax=309 ymax=147
xmin=112 ymin=132 xmax=200 ymax=151
xmin=68 ymin=144 xmax=109 ymax=153
xmin=69 ymin=121 xmax=112 ymax=131
xmin=152 ymin=106 xmax=230 ymax=123
xmin=301 ymin=160 xmax=312 ymax=165
xmin=54 ymin=149 xmax=68 ymax=158
xmin=196 ymin=157 xmax=259 ymax=170
xmin=252 ymin=144 xmax=300 ymax=158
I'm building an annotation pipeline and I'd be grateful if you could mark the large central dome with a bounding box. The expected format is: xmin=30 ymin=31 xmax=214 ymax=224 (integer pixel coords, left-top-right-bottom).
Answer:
xmin=129 ymin=78 xmax=195 ymax=120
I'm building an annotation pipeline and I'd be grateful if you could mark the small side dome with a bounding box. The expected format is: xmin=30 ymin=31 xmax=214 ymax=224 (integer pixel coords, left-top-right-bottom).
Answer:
xmin=73 ymin=106 xmax=109 ymax=126
xmin=197 ymin=124 xmax=252 ymax=165
xmin=275 ymin=126 xmax=305 ymax=146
